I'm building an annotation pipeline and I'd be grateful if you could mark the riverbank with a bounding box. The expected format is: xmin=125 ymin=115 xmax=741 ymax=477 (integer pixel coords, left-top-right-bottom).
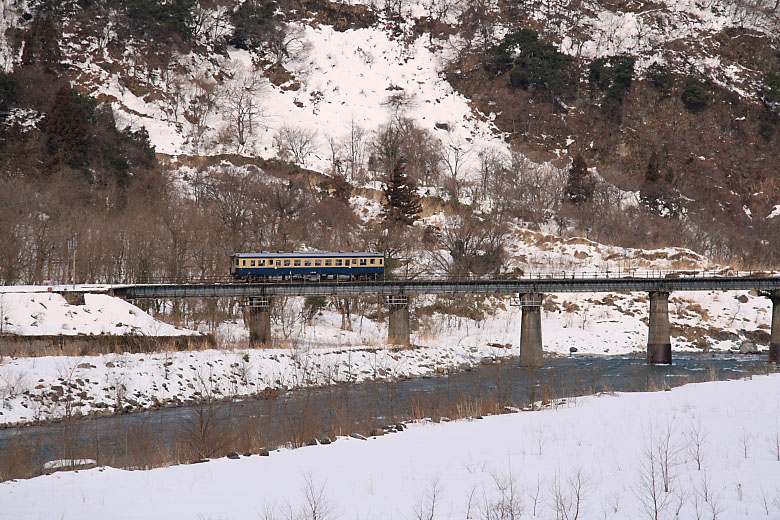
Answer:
xmin=2 ymin=372 xmax=778 ymax=519
xmin=0 ymin=339 xmax=771 ymax=428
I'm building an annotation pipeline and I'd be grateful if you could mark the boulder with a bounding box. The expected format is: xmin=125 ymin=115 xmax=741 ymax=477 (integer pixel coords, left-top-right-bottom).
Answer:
xmin=258 ymin=449 xmax=270 ymax=456
xmin=320 ymin=437 xmax=332 ymax=445
xmin=480 ymin=357 xmax=494 ymax=365
xmin=349 ymin=432 xmax=367 ymax=440
xmin=395 ymin=423 xmax=405 ymax=431
xmin=569 ymin=347 xmax=578 ymax=353
xmin=226 ymin=452 xmax=240 ymax=460
xmin=369 ymin=428 xmax=384 ymax=437
xmin=306 ymin=438 xmax=319 ymax=446
xmin=739 ymin=341 xmax=758 ymax=354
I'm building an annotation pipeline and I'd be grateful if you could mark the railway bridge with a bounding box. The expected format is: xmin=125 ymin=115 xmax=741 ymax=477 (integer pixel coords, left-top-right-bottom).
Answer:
xmin=109 ymin=272 xmax=780 ymax=366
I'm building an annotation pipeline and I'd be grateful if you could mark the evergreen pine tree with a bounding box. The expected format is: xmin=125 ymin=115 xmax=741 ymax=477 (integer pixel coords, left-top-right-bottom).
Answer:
xmin=383 ymin=159 xmax=422 ymax=226
xmin=564 ymin=154 xmax=593 ymax=205
xmin=45 ymin=86 xmax=90 ymax=171
xmin=21 ymin=15 xmax=62 ymax=72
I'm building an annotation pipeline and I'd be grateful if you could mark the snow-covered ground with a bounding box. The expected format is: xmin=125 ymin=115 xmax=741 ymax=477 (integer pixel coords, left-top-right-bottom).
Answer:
xmin=2 ymin=373 xmax=779 ymax=519
xmin=0 ymin=291 xmax=197 ymax=337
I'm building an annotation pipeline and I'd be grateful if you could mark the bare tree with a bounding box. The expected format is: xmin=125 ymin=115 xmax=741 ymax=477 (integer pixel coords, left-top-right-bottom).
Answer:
xmin=685 ymin=416 xmax=707 ymax=471
xmin=635 ymin=426 xmax=678 ymax=520
xmin=343 ymin=117 xmax=367 ymax=182
xmin=273 ymin=124 xmax=318 ymax=166
xmin=413 ymin=477 xmax=443 ymax=520
xmin=441 ymin=131 xmax=473 ymax=201
xmin=551 ymin=468 xmax=588 ymax=520
xmin=185 ymin=73 xmax=219 ymax=154
xmin=222 ymin=64 xmax=267 ymax=152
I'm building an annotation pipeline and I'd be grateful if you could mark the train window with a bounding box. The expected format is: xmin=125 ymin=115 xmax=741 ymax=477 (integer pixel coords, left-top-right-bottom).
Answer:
xmin=251 ymin=260 xmax=256 ymax=266
xmin=335 ymin=259 xmax=342 ymax=266
xmin=315 ymin=259 xmax=322 ymax=266
xmin=370 ymin=259 xmax=375 ymax=264
xmin=276 ymin=260 xmax=281 ymax=267
xmin=242 ymin=260 xmax=246 ymax=267
xmin=352 ymin=259 xmax=358 ymax=265
xmin=379 ymin=259 xmax=384 ymax=265
xmin=304 ymin=259 xmax=312 ymax=267
xmin=259 ymin=260 xmax=265 ymax=266
xmin=325 ymin=259 xmax=332 ymax=266
xmin=360 ymin=258 xmax=367 ymax=266
xmin=294 ymin=259 xmax=301 ymax=266
xmin=284 ymin=259 xmax=291 ymax=267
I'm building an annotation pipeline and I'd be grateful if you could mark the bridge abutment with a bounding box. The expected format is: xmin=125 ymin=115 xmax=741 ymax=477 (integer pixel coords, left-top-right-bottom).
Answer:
xmin=519 ymin=293 xmax=543 ymax=368
xmin=647 ymin=291 xmax=672 ymax=365
xmin=387 ymin=295 xmax=410 ymax=346
xmin=769 ymin=292 xmax=780 ymax=363
xmin=245 ymin=297 xmax=272 ymax=346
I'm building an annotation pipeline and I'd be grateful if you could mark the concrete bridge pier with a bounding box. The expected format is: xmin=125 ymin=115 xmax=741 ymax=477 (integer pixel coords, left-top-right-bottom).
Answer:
xmin=245 ymin=297 xmax=272 ymax=346
xmin=519 ymin=293 xmax=544 ymax=368
xmin=387 ymin=295 xmax=410 ymax=346
xmin=647 ymin=291 xmax=672 ymax=365
xmin=768 ymin=292 xmax=780 ymax=363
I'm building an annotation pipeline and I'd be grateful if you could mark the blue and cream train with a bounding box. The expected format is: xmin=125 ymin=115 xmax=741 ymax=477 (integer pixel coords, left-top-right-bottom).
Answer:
xmin=230 ymin=251 xmax=385 ymax=281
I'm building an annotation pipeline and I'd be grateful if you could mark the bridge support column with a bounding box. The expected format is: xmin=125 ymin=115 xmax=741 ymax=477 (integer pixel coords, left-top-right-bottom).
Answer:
xmin=769 ymin=292 xmax=780 ymax=363
xmin=519 ymin=293 xmax=543 ymax=368
xmin=647 ymin=291 xmax=672 ymax=365
xmin=245 ymin=297 xmax=272 ymax=346
xmin=387 ymin=295 xmax=410 ymax=346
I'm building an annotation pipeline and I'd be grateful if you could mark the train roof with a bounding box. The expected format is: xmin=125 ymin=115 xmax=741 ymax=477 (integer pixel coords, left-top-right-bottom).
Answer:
xmin=232 ymin=251 xmax=384 ymax=258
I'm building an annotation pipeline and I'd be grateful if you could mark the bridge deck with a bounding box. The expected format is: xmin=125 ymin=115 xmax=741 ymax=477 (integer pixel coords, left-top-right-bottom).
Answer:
xmin=111 ymin=274 xmax=780 ymax=299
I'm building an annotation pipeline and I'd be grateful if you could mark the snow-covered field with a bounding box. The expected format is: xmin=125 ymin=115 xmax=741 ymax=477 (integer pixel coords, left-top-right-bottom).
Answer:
xmin=2 ymin=374 xmax=779 ymax=519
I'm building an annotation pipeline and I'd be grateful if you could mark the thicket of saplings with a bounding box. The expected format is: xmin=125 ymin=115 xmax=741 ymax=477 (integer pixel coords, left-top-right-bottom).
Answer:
xmin=1 ymin=359 xmax=773 ymax=483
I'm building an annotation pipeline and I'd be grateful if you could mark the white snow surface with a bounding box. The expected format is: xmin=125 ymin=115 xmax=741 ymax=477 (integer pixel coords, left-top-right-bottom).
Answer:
xmin=2 ymin=374 xmax=780 ymax=519
xmin=0 ymin=291 xmax=198 ymax=337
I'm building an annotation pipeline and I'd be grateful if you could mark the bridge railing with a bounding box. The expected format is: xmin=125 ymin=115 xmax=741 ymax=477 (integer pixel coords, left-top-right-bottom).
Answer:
xmin=107 ymin=269 xmax=779 ymax=286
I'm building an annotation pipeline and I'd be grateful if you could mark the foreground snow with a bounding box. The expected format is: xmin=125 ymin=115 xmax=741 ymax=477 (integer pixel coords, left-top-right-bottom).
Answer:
xmin=2 ymin=374 xmax=779 ymax=519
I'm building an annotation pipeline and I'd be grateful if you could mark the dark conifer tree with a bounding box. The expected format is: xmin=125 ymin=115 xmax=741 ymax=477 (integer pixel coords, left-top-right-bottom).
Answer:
xmin=564 ymin=154 xmax=593 ymax=205
xmin=21 ymin=15 xmax=62 ymax=72
xmin=45 ymin=86 xmax=90 ymax=171
xmin=383 ymin=159 xmax=422 ymax=226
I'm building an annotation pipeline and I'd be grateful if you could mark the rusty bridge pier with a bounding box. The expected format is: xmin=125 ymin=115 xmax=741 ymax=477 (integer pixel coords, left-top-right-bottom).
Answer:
xmin=244 ymin=296 xmax=272 ymax=346
xmin=647 ymin=291 xmax=672 ymax=365
xmin=518 ymin=293 xmax=544 ymax=368
xmin=387 ymin=295 xmax=410 ymax=346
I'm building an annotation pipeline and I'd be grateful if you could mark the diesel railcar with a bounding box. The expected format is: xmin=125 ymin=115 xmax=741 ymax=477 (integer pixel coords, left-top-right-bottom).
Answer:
xmin=230 ymin=251 xmax=385 ymax=281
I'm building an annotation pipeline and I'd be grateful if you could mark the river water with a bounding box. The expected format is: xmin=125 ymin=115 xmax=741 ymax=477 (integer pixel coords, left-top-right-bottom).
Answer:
xmin=0 ymin=353 xmax=774 ymax=475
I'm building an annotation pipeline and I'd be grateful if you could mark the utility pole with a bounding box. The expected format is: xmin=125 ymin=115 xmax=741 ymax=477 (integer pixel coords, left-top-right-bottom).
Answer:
xmin=67 ymin=237 xmax=77 ymax=288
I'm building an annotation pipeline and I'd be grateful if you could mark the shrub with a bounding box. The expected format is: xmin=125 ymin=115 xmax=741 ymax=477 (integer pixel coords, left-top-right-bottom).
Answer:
xmin=487 ymin=29 xmax=572 ymax=95
xmin=121 ymin=0 xmax=195 ymax=42
xmin=0 ymin=71 xmax=18 ymax=113
xmin=762 ymin=72 xmax=780 ymax=113
xmin=681 ymin=76 xmax=710 ymax=112
xmin=229 ymin=0 xmax=283 ymax=51
xmin=589 ymin=55 xmax=635 ymax=110
xmin=646 ymin=63 xmax=673 ymax=95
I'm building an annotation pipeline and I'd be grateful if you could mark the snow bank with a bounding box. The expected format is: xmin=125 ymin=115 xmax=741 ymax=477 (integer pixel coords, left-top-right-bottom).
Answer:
xmin=0 ymin=291 xmax=197 ymax=337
